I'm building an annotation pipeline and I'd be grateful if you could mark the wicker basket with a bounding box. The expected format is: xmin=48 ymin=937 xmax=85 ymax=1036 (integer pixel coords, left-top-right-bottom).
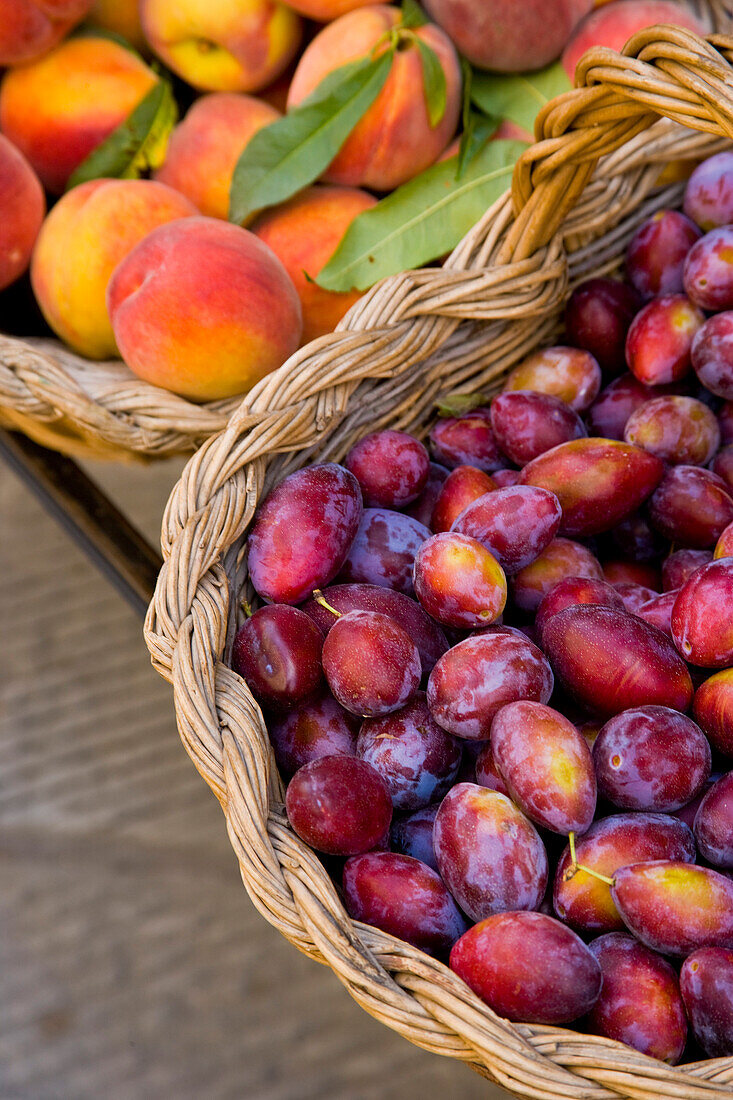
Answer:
xmin=145 ymin=23 xmax=733 ymax=1099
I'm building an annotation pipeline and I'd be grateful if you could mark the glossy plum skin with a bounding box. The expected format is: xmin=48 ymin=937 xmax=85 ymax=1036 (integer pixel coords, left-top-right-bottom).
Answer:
xmin=604 ymin=559 xmax=660 ymax=590
xmin=231 ymin=604 xmax=324 ymax=709
xmin=564 ymin=278 xmax=640 ymax=375
xmin=491 ymin=468 xmax=521 ymax=488
xmin=430 ymin=466 xmax=496 ymax=532
xmin=519 ymin=438 xmax=664 ymax=537
xmin=684 ymin=151 xmax=733 ymax=230
xmin=611 ymin=510 xmax=666 ymax=563
xmin=427 ymin=632 xmax=553 ymax=740
xmin=648 ymin=466 xmax=733 ymax=548
xmin=511 ymin=538 xmax=603 ymax=613
xmin=694 ymin=669 xmax=733 ymax=757
xmin=612 ymin=861 xmax=733 ymax=956
xmin=389 ymin=804 xmax=439 ymax=871
xmin=624 ymin=395 xmax=720 ymax=466
xmin=680 ymin=947 xmax=733 ymax=1057
xmin=587 ymin=933 xmax=687 ymax=1064
xmin=342 ymin=852 xmax=467 ymax=957
xmin=474 ymin=741 xmax=509 ymax=795
xmin=267 ymin=694 xmax=359 ymax=776
xmin=535 ymin=576 xmax=624 ymax=645
xmin=433 ymin=784 xmax=548 ymax=921
xmin=587 ymin=374 xmax=660 ymax=441
xmin=662 ymin=548 xmax=713 ymax=590
xmin=300 ymin=583 xmax=448 ymax=676
xmin=671 ymin=558 xmax=733 ymax=667
xmin=612 ymin=582 xmax=659 ymax=616
xmin=626 ymin=295 xmax=704 ymax=385
xmin=694 ymin=772 xmax=733 ymax=868
xmin=543 ymin=605 xmax=693 ymax=718
xmin=491 ymin=701 xmax=596 ymax=835
xmin=713 ymin=448 xmax=733 ymax=495
xmin=593 ymin=706 xmax=711 ymax=813
xmin=413 ymin=532 xmax=506 ymax=629
xmin=626 ymin=209 xmax=701 ymax=300
xmin=692 ymin=312 xmax=733 ymax=400
xmin=403 ymin=461 xmax=449 ymax=527
xmin=345 ymin=430 xmax=429 ymax=508
xmin=636 ymin=591 xmax=677 ymax=639
xmin=553 ymin=814 xmax=696 ymax=933
xmin=428 ymin=407 xmax=504 ymax=472
xmin=285 ymin=756 xmax=392 ymax=856
xmin=356 ymin=693 xmax=461 ymax=811
xmin=452 ymin=485 xmax=562 ymax=574
xmin=489 ymin=391 xmax=586 ymax=466
xmin=504 ymin=346 xmax=601 ymax=412
xmin=338 ymin=508 xmax=429 ymax=594
xmin=248 ymin=464 xmax=362 ymax=603
xmin=322 ymin=610 xmax=420 ymax=717
xmin=721 ymin=402 xmax=733 ymax=445
xmin=450 ymin=911 xmax=601 ymax=1025
xmin=684 ymin=226 xmax=733 ymax=312
xmin=716 ymin=521 xmax=733 ymax=559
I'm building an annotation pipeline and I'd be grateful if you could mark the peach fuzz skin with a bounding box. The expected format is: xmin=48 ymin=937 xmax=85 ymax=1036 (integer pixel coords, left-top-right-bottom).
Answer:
xmin=87 ymin=0 xmax=148 ymax=52
xmin=154 ymin=93 xmax=279 ymax=222
xmin=562 ymin=1 xmax=708 ymax=81
xmin=107 ymin=217 xmax=303 ymax=402
xmin=31 ymin=178 xmax=197 ymax=359
xmin=284 ymin=0 xmax=373 ymax=18
xmin=0 ymin=134 xmax=45 ymax=293
xmin=0 ymin=0 xmax=92 ymax=66
xmin=0 ymin=36 xmax=157 ymax=194
xmin=251 ymin=184 xmax=376 ymax=343
xmin=287 ymin=6 xmax=461 ymax=191
xmin=140 ymin=0 xmax=302 ymax=94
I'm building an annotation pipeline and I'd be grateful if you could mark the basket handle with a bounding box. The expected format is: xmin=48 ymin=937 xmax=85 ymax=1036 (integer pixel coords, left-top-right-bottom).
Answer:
xmin=500 ymin=24 xmax=733 ymax=263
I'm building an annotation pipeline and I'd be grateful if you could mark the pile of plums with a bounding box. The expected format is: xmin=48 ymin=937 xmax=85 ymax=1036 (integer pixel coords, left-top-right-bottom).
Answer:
xmin=231 ymin=149 xmax=733 ymax=1064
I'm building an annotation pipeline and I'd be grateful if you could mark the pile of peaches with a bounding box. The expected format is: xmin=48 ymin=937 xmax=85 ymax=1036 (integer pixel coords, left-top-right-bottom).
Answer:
xmin=0 ymin=0 xmax=716 ymax=402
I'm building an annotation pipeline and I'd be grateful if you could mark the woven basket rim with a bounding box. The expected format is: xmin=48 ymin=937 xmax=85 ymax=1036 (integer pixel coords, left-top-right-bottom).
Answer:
xmin=145 ymin=23 xmax=733 ymax=1100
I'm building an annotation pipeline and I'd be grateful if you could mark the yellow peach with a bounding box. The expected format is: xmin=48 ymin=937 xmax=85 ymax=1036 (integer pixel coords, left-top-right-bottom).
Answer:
xmin=0 ymin=35 xmax=158 ymax=193
xmin=154 ymin=92 xmax=279 ymax=221
xmin=31 ymin=178 xmax=196 ymax=358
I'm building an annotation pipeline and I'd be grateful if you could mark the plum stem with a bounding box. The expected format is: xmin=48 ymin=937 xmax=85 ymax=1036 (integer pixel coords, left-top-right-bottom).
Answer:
xmin=312 ymin=589 xmax=341 ymax=617
xmin=566 ymin=832 xmax=616 ymax=887
xmin=242 ymin=597 xmax=253 ymax=618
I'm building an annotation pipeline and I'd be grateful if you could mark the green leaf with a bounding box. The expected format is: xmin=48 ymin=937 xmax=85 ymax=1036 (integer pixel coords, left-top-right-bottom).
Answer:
xmin=460 ymin=56 xmax=473 ymax=133
xmin=457 ymin=111 xmax=500 ymax=179
xmin=228 ymin=52 xmax=393 ymax=225
xmin=414 ymin=38 xmax=447 ymax=129
xmin=67 ymin=78 xmax=178 ymax=189
xmin=471 ymin=61 xmax=571 ymax=137
xmin=317 ymin=138 xmax=527 ymax=293
xmin=401 ymin=0 xmax=428 ymax=27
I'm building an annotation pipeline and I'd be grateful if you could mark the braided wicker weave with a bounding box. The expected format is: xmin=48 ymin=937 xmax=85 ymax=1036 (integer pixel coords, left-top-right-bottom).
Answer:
xmin=146 ymin=23 xmax=733 ymax=1099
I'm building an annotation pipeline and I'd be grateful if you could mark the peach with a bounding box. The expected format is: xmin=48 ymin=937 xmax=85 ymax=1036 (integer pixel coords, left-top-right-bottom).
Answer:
xmin=154 ymin=93 xmax=279 ymax=222
xmin=251 ymin=185 xmax=376 ymax=343
xmin=0 ymin=0 xmax=92 ymax=65
xmin=287 ymin=5 xmax=461 ymax=191
xmin=563 ymin=1 xmax=709 ymax=81
xmin=0 ymin=35 xmax=158 ymax=194
xmin=140 ymin=0 xmax=302 ymax=93
xmin=107 ymin=216 xmax=303 ymax=401
xmin=31 ymin=178 xmax=196 ymax=359
xmin=0 ymin=134 xmax=45 ymax=293
xmin=422 ymin=0 xmax=592 ymax=72
xmin=285 ymin=0 xmax=373 ymax=19
xmin=87 ymin=0 xmax=147 ymax=51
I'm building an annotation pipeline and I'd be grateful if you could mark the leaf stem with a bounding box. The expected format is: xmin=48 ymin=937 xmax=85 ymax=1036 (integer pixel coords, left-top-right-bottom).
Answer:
xmin=312 ymin=590 xmax=341 ymax=617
